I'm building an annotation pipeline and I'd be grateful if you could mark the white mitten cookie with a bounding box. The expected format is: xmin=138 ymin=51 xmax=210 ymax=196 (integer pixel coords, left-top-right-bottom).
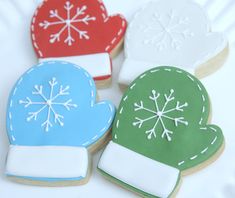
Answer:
xmin=119 ymin=0 xmax=228 ymax=85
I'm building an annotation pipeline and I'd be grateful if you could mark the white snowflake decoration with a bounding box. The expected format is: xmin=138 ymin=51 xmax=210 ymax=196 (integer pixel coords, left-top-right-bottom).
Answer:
xmin=39 ymin=1 xmax=96 ymax=46
xmin=142 ymin=10 xmax=194 ymax=51
xmin=133 ymin=89 xmax=188 ymax=141
xmin=19 ymin=77 xmax=77 ymax=132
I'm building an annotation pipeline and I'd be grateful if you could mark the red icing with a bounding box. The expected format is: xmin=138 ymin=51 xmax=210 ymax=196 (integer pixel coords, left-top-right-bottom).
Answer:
xmin=31 ymin=0 xmax=127 ymax=81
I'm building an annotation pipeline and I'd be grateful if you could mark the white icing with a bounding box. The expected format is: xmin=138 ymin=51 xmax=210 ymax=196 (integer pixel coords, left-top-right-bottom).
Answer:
xmin=98 ymin=141 xmax=179 ymax=198
xmin=39 ymin=1 xmax=96 ymax=46
xmin=6 ymin=145 xmax=88 ymax=178
xmin=133 ymin=89 xmax=188 ymax=141
xmin=19 ymin=77 xmax=78 ymax=132
xmin=39 ymin=53 xmax=111 ymax=79
xmin=119 ymin=0 xmax=227 ymax=85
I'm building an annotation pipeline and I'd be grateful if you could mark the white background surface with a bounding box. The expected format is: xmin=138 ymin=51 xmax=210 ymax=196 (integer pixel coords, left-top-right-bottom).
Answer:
xmin=0 ymin=0 xmax=235 ymax=197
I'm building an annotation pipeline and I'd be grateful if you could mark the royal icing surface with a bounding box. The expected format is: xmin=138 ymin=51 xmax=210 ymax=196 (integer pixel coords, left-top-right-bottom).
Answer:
xmin=6 ymin=146 xmax=88 ymax=179
xmin=31 ymin=0 xmax=127 ymax=81
xmin=118 ymin=0 xmax=227 ymax=85
xmin=6 ymin=61 xmax=115 ymax=181
xmin=99 ymin=66 xmax=224 ymax=197
xmin=99 ymin=141 xmax=179 ymax=198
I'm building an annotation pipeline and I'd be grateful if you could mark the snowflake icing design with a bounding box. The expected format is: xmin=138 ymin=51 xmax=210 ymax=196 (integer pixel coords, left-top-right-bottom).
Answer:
xmin=133 ymin=89 xmax=188 ymax=141
xmin=142 ymin=10 xmax=194 ymax=51
xmin=39 ymin=1 xmax=96 ymax=46
xmin=19 ymin=78 xmax=77 ymax=132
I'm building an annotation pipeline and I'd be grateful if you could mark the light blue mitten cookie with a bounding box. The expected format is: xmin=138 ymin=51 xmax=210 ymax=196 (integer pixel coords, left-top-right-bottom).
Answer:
xmin=6 ymin=61 xmax=115 ymax=185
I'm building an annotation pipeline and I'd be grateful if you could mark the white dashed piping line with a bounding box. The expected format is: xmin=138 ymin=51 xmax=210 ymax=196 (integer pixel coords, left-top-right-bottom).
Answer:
xmin=177 ymin=126 xmax=218 ymax=166
xmin=130 ymin=83 xmax=136 ymax=90
xmin=31 ymin=0 xmax=126 ymax=58
xmin=11 ymin=135 xmax=16 ymax=141
xmin=140 ymin=73 xmax=146 ymax=79
xmin=9 ymin=61 xmax=114 ymax=146
xmin=116 ymin=120 xmax=119 ymax=128
xmin=31 ymin=0 xmax=45 ymax=57
xmin=104 ymin=14 xmax=126 ymax=52
xmin=113 ymin=67 xmax=218 ymax=168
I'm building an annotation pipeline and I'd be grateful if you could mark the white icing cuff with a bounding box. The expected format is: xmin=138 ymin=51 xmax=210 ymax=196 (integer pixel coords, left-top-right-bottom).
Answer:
xmin=6 ymin=145 xmax=88 ymax=179
xmin=118 ymin=58 xmax=195 ymax=85
xmin=39 ymin=53 xmax=111 ymax=80
xmin=98 ymin=141 xmax=180 ymax=198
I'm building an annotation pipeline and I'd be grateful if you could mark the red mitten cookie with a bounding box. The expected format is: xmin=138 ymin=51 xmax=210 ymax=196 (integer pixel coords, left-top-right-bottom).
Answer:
xmin=31 ymin=0 xmax=127 ymax=84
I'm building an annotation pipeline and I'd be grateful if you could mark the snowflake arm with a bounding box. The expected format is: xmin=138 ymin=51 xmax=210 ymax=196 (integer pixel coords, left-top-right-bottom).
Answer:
xmin=39 ymin=10 xmax=65 ymax=29
xmin=72 ymin=15 xmax=96 ymax=25
xmin=42 ymin=105 xmax=53 ymax=132
xmin=71 ymin=6 xmax=87 ymax=20
xmin=162 ymin=89 xmax=175 ymax=112
xmin=133 ymin=115 xmax=158 ymax=128
xmin=27 ymin=105 xmax=47 ymax=121
xmin=64 ymin=25 xmax=74 ymax=46
xmin=161 ymin=115 xmax=188 ymax=127
xmin=145 ymin=117 xmax=160 ymax=139
xmin=64 ymin=1 xmax=73 ymax=20
xmin=71 ymin=5 xmax=96 ymax=25
xmin=51 ymin=85 xmax=70 ymax=101
xmin=32 ymin=85 xmax=48 ymax=101
xmin=163 ymin=101 xmax=188 ymax=114
xmin=149 ymin=90 xmax=160 ymax=111
xmin=39 ymin=20 xmax=65 ymax=29
xmin=53 ymin=99 xmax=78 ymax=110
xmin=159 ymin=117 xmax=173 ymax=141
xmin=50 ymin=10 xmax=65 ymax=21
xmin=50 ymin=105 xmax=64 ymax=126
xmin=49 ymin=78 xmax=57 ymax=99
xmin=50 ymin=25 xmax=68 ymax=43
xmin=70 ymin=25 xmax=89 ymax=40
xmin=19 ymin=97 xmax=45 ymax=107
xmin=134 ymin=101 xmax=156 ymax=114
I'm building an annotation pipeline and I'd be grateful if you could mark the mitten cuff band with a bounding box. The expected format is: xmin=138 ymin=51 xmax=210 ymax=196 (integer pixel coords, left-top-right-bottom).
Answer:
xmin=39 ymin=53 xmax=112 ymax=80
xmin=118 ymin=58 xmax=194 ymax=85
xmin=98 ymin=141 xmax=179 ymax=198
xmin=6 ymin=145 xmax=89 ymax=179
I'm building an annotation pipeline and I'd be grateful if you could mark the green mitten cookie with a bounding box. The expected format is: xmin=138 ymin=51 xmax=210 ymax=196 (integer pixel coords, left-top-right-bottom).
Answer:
xmin=98 ymin=66 xmax=224 ymax=198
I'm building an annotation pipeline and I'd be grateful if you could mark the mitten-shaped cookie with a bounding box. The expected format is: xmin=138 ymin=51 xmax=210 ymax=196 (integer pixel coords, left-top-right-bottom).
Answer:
xmin=99 ymin=66 xmax=224 ymax=198
xmin=31 ymin=0 xmax=127 ymax=85
xmin=6 ymin=61 xmax=115 ymax=186
xmin=118 ymin=0 xmax=228 ymax=85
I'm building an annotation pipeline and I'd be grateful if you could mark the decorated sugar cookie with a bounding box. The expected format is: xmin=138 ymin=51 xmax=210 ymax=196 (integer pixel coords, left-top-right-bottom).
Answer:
xmin=118 ymin=0 xmax=228 ymax=85
xmin=99 ymin=66 xmax=224 ymax=198
xmin=6 ymin=61 xmax=115 ymax=186
xmin=31 ymin=0 xmax=127 ymax=85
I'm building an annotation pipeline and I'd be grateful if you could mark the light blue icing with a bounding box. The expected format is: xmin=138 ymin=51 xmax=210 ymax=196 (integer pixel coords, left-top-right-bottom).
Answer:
xmin=7 ymin=61 xmax=115 ymax=148
xmin=6 ymin=174 xmax=84 ymax=182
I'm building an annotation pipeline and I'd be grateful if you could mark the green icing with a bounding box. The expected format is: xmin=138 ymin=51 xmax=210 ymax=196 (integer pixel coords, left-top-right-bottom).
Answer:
xmin=113 ymin=66 xmax=224 ymax=171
